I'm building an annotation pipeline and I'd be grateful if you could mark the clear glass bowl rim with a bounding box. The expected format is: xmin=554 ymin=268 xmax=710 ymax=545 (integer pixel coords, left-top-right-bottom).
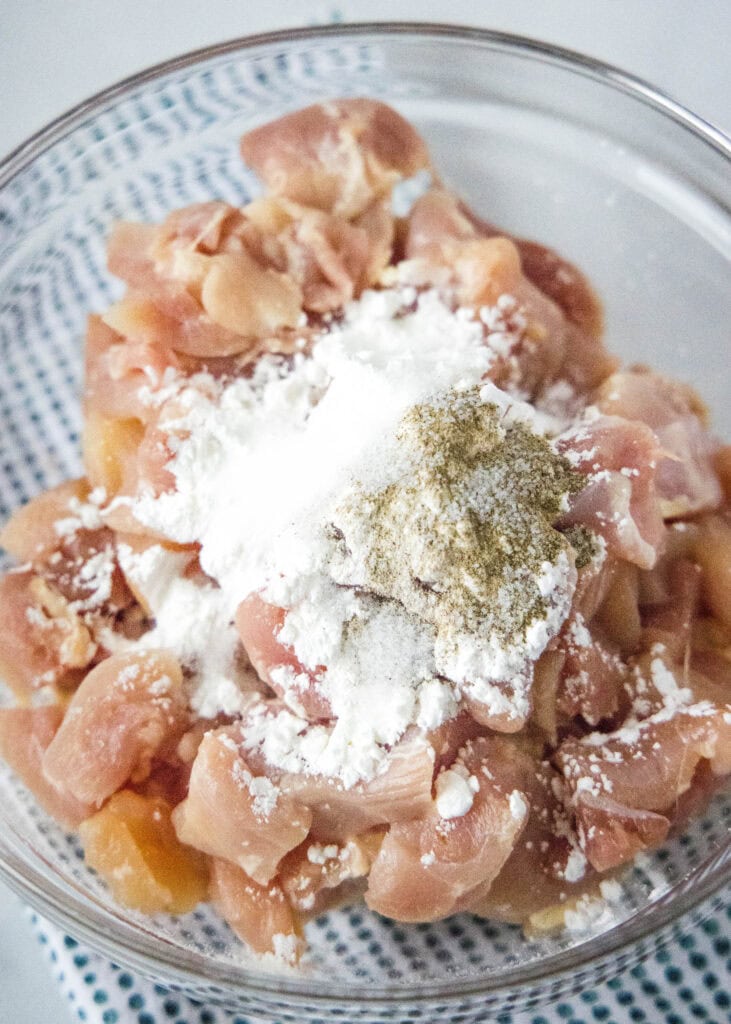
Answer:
xmin=0 ymin=20 xmax=729 ymax=1009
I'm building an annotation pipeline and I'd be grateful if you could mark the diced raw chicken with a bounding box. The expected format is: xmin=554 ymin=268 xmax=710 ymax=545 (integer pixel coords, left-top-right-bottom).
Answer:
xmin=105 ymin=163 xmax=398 ymax=365
xmin=282 ymin=205 xmax=370 ymax=311
xmin=36 ymin=526 xmax=131 ymax=616
xmin=129 ymin=754 xmax=193 ymax=808
xmin=278 ymin=831 xmax=383 ymax=917
xmin=689 ymin=650 xmax=731 ymax=701
xmin=641 ymin=558 xmax=702 ymax=663
xmin=0 ymin=570 xmax=95 ymax=699
xmin=240 ymin=99 xmax=431 ymax=220
xmin=278 ymin=731 xmax=435 ymax=843
xmin=79 ymin=789 xmax=208 ymax=914
xmin=154 ymin=200 xmax=245 ymax=256
xmin=552 ymin=651 xmax=728 ymax=876
xmin=461 ymin=682 xmax=532 ymax=735
xmin=43 ymin=650 xmax=187 ymax=806
xmin=573 ymin=791 xmax=670 ymax=872
xmin=172 ymin=726 xmax=311 ymax=884
xmin=530 ymin=649 xmax=566 ymax=743
xmin=243 ymin=197 xmax=382 ymax=312
xmin=1 ymin=96 xmax=730 ymax=958
xmin=511 ymin=238 xmax=604 ymax=343
xmin=365 ymin=737 xmax=528 ymax=922
xmin=0 ymin=478 xmax=89 ymax=564
xmin=713 ymin=445 xmax=731 ymax=501
xmin=693 ymin=515 xmax=731 ymax=631
xmin=557 ymin=697 xmax=731 ymax=861
xmin=404 ymin=188 xmax=478 ymax=257
xmin=83 ymin=411 xmax=144 ymax=496
xmin=560 ymin=640 xmax=626 ymax=728
xmin=108 ymin=219 xmax=296 ymax=359
xmin=556 ymin=415 xmax=666 ymax=569
xmin=458 ymin=195 xmax=606 ymax=342
xmin=570 ymin=542 xmax=615 ymax=623
xmin=200 ymin=251 xmax=303 ymax=338
xmin=84 ymin=407 xmax=176 ymax=509
xmin=86 ymin=314 xmax=178 ymax=423
xmin=594 ymin=560 xmax=642 ymax=656
xmin=0 ymin=706 xmax=93 ymax=829
xmin=596 ymin=370 xmax=722 ymax=518
xmin=472 ymin=760 xmax=595 ymax=923
xmin=353 ymin=197 xmax=394 ymax=285
xmin=425 ymin=711 xmax=489 ymax=775
xmin=402 ymin=188 xmax=614 ymax=394
xmin=208 ymin=857 xmax=300 ymax=960
xmin=399 ymin=227 xmax=522 ymax=307
xmin=235 ymin=594 xmax=331 ymax=720
xmin=400 ymin=230 xmax=567 ymax=398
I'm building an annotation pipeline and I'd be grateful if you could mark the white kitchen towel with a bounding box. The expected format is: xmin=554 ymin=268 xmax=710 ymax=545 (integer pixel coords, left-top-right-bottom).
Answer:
xmin=29 ymin=902 xmax=731 ymax=1024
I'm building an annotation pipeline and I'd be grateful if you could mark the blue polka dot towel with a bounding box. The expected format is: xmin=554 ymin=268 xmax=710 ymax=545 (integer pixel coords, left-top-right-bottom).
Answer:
xmin=28 ymin=904 xmax=731 ymax=1024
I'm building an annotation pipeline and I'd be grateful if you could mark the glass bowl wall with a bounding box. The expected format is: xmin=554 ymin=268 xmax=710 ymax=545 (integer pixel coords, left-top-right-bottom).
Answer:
xmin=0 ymin=24 xmax=729 ymax=1023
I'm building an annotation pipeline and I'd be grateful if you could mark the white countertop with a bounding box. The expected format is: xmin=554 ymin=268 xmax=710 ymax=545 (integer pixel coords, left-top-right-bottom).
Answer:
xmin=0 ymin=3 xmax=729 ymax=1021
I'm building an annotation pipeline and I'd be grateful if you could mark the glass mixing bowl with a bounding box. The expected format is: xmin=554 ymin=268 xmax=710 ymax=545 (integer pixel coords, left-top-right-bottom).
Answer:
xmin=0 ymin=23 xmax=729 ymax=1024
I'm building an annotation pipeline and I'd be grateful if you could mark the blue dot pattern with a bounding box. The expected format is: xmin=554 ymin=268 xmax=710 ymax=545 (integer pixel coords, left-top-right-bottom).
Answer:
xmin=28 ymin=907 xmax=731 ymax=1024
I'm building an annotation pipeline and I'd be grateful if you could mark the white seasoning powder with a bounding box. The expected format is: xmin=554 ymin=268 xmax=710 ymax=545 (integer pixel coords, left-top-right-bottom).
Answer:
xmin=508 ymin=789 xmax=528 ymax=823
xmin=116 ymin=543 xmax=250 ymax=717
xmin=435 ymin=768 xmax=477 ymax=820
xmin=307 ymin=843 xmax=339 ymax=865
xmin=563 ymin=846 xmax=588 ymax=883
xmin=54 ymin=488 xmax=107 ymax=538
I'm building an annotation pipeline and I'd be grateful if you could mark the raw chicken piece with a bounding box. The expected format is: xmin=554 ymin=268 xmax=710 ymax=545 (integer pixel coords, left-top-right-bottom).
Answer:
xmin=0 ymin=478 xmax=89 ymax=564
xmin=404 ymin=189 xmax=477 ymax=257
xmin=596 ymin=369 xmax=722 ymax=518
xmin=572 ymin=791 xmax=670 ymax=873
xmin=106 ymin=168 xmax=395 ymax=365
xmin=458 ymin=194 xmax=606 ymax=343
xmin=86 ymin=314 xmax=178 ymax=422
xmin=593 ymin=561 xmax=642 ymax=656
xmin=557 ymin=692 xmax=731 ymax=872
xmin=79 ymin=790 xmax=208 ymax=914
xmin=559 ymin=638 xmax=626 ymax=728
xmin=473 ymin=760 xmax=595 ymax=923
xmin=277 ymin=731 xmax=436 ymax=843
xmin=83 ymin=406 xmax=176 ymax=512
xmin=693 ymin=515 xmax=731 ymax=631
xmin=208 ymin=857 xmax=300 ymax=960
xmin=34 ymin=525 xmax=131 ymax=616
xmin=353 ymin=197 xmax=395 ymax=285
xmin=278 ymin=831 xmax=383 ymax=917
xmin=530 ymin=649 xmax=567 ymax=744
xmin=0 ymin=570 xmax=95 ymax=699
xmin=172 ymin=726 xmax=311 ymax=884
xmin=426 ymin=711 xmax=489 ymax=775
xmin=243 ymin=196 xmax=383 ymax=312
xmin=641 ymin=558 xmax=702 ymax=663
xmin=95 ymin=307 xmax=180 ymax=392
xmin=556 ymin=415 xmax=666 ymax=569
xmin=108 ymin=218 xmax=300 ymax=359
xmin=714 ymin=445 xmax=731 ymax=501
xmin=43 ymin=650 xmax=187 ymax=806
xmin=154 ymin=200 xmax=245 ymax=256
xmin=365 ymin=737 xmax=528 ymax=922
xmin=0 ymin=706 xmax=93 ymax=829
xmin=402 ymin=188 xmax=613 ymax=394
xmin=235 ymin=594 xmax=331 ymax=720
xmin=240 ymin=99 xmax=430 ymax=220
